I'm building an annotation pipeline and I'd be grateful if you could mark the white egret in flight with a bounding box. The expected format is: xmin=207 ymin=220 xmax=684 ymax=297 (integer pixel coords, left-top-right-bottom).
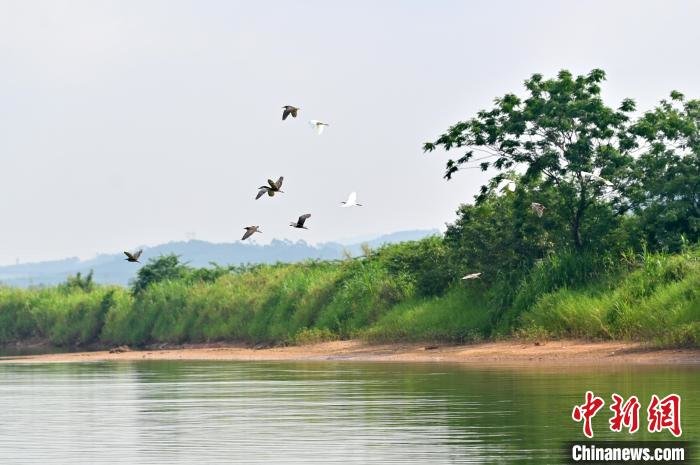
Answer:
xmin=309 ymin=120 xmax=329 ymax=135
xmin=340 ymin=192 xmax=362 ymax=207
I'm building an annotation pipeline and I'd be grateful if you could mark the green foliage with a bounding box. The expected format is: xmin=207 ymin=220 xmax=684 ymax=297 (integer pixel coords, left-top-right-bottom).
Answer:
xmin=425 ymin=69 xmax=638 ymax=250
xmin=130 ymin=254 xmax=190 ymax=294
xmin=502 ymin=251 xmax=618 ymax=326
xmin=0 ymin=288 xmax=39 ymax=343
xmin=14 ymin=286 xmax=129 ymax=346
xmin=313 ymin=260 xmax=415 ymax=338
xmin=625 ymin=95 xmax=700 ymax=251
xmin=363 ymin=286 xmax=493 ymax=343
xmin=0 ymin=245 xmax=698 ymax=349
xmin=374 ymin=236 xmax=455 ymax=296
xmin=60 ymin=270 xmax=95 ymax=293
xmin=519 ymin=248 xmax=700 ymax=346
xmin=38 ymin=288 xmax=125 ymax=346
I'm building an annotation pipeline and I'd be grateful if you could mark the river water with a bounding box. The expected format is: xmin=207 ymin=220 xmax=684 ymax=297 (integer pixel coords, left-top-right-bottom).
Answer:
xmin=0 ymin=361 xmax=697 ymax=464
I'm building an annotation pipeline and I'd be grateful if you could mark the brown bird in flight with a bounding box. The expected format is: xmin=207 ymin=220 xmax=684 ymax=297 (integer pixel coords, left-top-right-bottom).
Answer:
xmin=282 ymin=105 xmax=299 ymax=120
xmin=256 ymin=176 xmax=284 ymax=199
xmin=289 ymin=214 xmax=311 ymax=229
xmin=242 ymin=226 xmax=262 ymax=241
xmin=124 ymin=250 xmax=143 ymax=263
xmin=531 ymin=202 xmax=546 ymax=218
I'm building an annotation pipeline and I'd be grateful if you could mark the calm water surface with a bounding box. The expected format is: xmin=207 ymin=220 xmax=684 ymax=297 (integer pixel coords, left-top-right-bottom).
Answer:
xmin=0 ymin=361 xmax=697 ymax=464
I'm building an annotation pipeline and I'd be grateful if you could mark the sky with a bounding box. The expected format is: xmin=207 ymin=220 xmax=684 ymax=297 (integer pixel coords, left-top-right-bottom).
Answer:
xmin=0 ymin=0 xmax=699 ymax=265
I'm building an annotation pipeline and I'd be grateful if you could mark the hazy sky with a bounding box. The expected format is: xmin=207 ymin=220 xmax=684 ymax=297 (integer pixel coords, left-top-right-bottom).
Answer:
xmin=1 ymin=1 xmax=699 ymax=265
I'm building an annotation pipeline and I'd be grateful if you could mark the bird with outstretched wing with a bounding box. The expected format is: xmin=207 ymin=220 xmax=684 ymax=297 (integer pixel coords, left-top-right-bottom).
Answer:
xmin=242 ymin=226 xmax=261 ymax=241
xmin=290 ymin=214 xmax=311 ymax=229
xmin=282 ymin=106 xmax=299 ymax=120
xmin=124 ymin=250 xmax=143 ymax=263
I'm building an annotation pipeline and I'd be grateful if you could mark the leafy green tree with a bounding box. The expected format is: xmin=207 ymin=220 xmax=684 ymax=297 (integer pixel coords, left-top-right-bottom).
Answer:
xmin=424 ymin=69 xmax=637 ymax=250
xmin=627 ymin=92 xmax=700 ymax=250
xmin=131 ymin=254 xmax=189 ymax=295
xmin=375 ymin=236 xmax=454 ymax=296
xmin=444 ymin=181 xmax=559 ymax=281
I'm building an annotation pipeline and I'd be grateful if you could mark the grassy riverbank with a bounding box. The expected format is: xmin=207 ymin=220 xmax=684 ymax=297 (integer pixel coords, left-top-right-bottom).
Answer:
xmin=1 ymin=240 xmax=698 ymax=350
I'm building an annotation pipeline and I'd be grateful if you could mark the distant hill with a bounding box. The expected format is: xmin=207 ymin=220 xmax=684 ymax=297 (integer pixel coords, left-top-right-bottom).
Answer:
xmin=0 ymin=229 xmax=439 ymax=287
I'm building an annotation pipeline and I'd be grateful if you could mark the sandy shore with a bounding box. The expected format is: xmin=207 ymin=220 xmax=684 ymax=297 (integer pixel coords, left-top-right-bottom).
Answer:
xmin=1 ymin=339 xmax=698 ymax=367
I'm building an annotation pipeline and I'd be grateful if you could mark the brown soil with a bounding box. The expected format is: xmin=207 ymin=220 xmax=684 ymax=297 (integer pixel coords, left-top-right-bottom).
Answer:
xmin=2 ymin=339 xmax=698 ymax=367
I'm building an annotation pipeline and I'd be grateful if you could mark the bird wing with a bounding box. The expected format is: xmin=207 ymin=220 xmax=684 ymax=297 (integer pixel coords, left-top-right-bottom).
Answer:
xmin=298 ymin=213 xmax=311 ymax=226
xmin=242 ymin=228 xmax=255 ymax=240
xmin=268 ymin=179 xmax=276 ymax=188
xmin=588 ymin=173 xmax=612 ymax=186
xmin=256 ymin=188 xmax=267 ymax=200
xmin=282 ymin=108 xmax=291 ymax=120
xmin=124 ymin=251 xmax=134 ymax=260
xmin=309 ymin=120 xmax=325 ymax=134
xmin=497 ymin=180 xmax=515 ymax=192
xmin=347 ymin=192 xmax=357 ymax=204
xmin=275 ymin=176 xmax=284 ymax=189
xmin=531 ymin=203 xmax=545 ymax=217
xmin=133 ymin=250 xmax=143 ymax=260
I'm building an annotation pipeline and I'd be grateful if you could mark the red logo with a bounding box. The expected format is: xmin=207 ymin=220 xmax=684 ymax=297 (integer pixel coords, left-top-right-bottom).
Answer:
xmin=572 ymin=392 xmax=682 ymax=438
xmin=609 ymin=394 xmax=641 ymax=433
xmin=648 ymin=394 xmax=682 ymax=437
xmin=572 ymin=391 xmax=605 ymax=438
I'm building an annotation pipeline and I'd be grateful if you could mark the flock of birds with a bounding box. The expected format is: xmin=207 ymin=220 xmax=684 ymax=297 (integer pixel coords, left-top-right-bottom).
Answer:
xmin=123 ymin=105 xmax=614 ymax=284
xmin=123 ymin=105 xmax=359 ymax=264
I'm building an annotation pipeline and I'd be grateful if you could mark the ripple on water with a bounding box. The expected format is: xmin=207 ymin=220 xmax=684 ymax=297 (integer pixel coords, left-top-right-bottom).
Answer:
xmin=0 ymin=361 xmax=697 ymax=464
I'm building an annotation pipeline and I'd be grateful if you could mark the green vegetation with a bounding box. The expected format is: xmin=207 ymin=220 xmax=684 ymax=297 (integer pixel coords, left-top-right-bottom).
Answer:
xmin=0 ymin=244 xmax=697 ymax=349
xmin=1 ymin=69 xmax=698 ymax=349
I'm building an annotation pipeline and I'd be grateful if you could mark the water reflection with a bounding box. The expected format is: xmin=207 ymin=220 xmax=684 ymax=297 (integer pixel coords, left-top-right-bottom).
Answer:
xmin=0 ymin=361 xmax=697 ymax=464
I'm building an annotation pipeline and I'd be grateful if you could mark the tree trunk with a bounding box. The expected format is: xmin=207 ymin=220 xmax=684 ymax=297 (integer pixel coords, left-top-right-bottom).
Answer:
xmin=572 ymin=216 xmax=582 ymax=250
xmin=571 ymin=181 xmax=587 ymax=251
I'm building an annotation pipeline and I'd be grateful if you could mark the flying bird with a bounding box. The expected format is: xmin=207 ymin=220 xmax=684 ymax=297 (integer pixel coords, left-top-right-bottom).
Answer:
xmin=290 ymin=213 xmax=311 ymax=229
xmin=531 ymin=202 xmax=546 ymax=217
xmin=462 ymin=272 xmax=482 ymax=280
xmin=256 ymin=176 xmax=284 ymax=199
xmin=242 ymin=226 xmax=262 ymax=241
xmin=340 ymin=192 xmax=362 ymax=207
xmin=124 ymin=250 xmax=143 ymax=263
xmin=581 ymin=171 xmax=613 ymax=187
xmin=282 ymin=106 xmax=299 ymax=120
xmin=309 ymin=120 xmax=329 ymax=135
xmin=499 ymin=180 xmax=516 ymax=193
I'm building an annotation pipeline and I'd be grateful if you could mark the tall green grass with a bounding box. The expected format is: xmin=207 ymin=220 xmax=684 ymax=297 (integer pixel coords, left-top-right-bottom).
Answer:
xmin=518 ymin=249 xmax=700 ymax=346
xmin=362 ymin=286 xmax=494 ymax=343
xmin=99 ymin=260 xmax=414 ymax=345
xmin=0 ymin=241 xmax=698 ymax=348
xmin=0 ymin=286 xmax=131 ymax=346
